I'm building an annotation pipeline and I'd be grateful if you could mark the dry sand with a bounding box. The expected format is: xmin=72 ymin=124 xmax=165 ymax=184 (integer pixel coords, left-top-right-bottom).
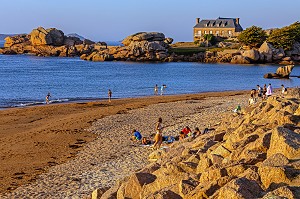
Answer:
xmin=0 ymin=91 xmax=251 ymax=198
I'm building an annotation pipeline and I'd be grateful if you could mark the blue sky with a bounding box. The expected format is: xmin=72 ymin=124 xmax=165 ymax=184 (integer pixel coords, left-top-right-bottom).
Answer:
xmin=0 ymin=0 xmax=299 ymax=42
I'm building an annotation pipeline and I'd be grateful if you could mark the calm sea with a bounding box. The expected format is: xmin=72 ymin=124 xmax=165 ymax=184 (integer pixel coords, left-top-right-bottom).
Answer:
xmin=0 ymin=41 xmax=300 ymax=108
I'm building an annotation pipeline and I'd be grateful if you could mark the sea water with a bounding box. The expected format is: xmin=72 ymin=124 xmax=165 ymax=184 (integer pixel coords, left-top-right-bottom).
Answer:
xmin=0 ymin=53 xmax=299 ymax=108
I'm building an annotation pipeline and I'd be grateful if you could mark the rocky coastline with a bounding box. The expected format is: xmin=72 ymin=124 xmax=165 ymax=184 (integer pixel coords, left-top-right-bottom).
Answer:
xmin=96 ymin=88 xmax=300 ymax=199
xmin=1 ymin=27 xmax=300 ymax=65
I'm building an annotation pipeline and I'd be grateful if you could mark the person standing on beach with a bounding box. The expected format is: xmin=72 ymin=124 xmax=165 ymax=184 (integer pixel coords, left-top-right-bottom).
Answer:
xmin=154 ymin=84 xmax=158 ymax=95
xmin=262 ymin=84 xmax=267 ymax=100
xmin=108 ymin=89 xmax=112 ymax=102
xmin=160 ymin=84 xmax=167 ymax=95
xmin=153 ymin=117 xmax=163 ymax=149
xmin=257 ymin=85 xmax=262 ymax=98
xmin=45 ymin=92 xmax=51 ymax=104
xmin=266 ymin=83 xmax=273 ymax=97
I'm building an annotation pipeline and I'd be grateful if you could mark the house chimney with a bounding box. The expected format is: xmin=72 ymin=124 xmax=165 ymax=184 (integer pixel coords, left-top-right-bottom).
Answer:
xmin=196 ymin=18 xmax=200 ymax=24
xmin=236 ymin=18 xmax=240 ymax=24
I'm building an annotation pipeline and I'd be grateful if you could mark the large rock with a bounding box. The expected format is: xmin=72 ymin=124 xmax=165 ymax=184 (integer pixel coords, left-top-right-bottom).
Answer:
xmin=215 ymin=177 xmax=263 ymax=199
xmin=122 ymin=32 xmax=166 ymax=46
xmin=30 ymin=27 xmax=64 ymax=46
xmin=4 ymin=34 xmax=30 ymax=48
xmin=267 ymin=127 xmax=300 ymax=160
xmin=123 ymin=172 xmax=156 ymax=199
xmin=242 ymin=49 xmax=260 ymax=62
xmin=259 ymin=41 xmax=275 ymax=62
xmin=258 ymin=165 xmax=294 ymax=189
xmin=286 ymin=41 xmax=300 ymax=56
xmin=262 ymin=186 xmax=300 ymax=199
xmin=264 ymin=65 xmax=294 ymax=79
xmin=230 ymin=55 xmax=251 ymax=64
xmin=276 ymin=65 xmax=294 ymax=77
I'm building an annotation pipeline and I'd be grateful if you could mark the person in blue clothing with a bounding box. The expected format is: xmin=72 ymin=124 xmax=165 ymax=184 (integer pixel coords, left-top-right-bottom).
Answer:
xmin=131 ymin=129 xmax=142 ymax=141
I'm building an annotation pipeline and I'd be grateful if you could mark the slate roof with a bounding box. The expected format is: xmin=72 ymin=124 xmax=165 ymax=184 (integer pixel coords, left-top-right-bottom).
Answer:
xmin=194 ymin=17 xmax=243 ymax=31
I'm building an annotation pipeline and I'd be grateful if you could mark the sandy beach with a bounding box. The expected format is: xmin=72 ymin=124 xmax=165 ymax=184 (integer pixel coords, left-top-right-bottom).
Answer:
xmin=0 ymin=90 xmax=251 ymax=198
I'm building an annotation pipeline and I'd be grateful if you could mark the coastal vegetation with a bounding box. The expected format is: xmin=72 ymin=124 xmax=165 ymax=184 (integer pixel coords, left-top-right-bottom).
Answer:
xmin=267 ymin=22 xmax=300 ymax=50
xmin=238 ymin=26 xmax=267 ymax=48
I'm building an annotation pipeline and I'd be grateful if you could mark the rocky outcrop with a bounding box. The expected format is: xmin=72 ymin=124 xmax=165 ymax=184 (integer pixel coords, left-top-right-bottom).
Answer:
xmin=1 ymin=27 xmax=300 ymax=64
xmin=81 ymin=32 xmax=173 ymax=62
xmin=264 ymin=65 xmax=294 ymax=79
xmin=95 ymin=88 xmax=300 ymax=198
xmin=242 ymin=49 xmax=260 ymax=62
xmin=30 ymin=27 xmax=65 ymax=46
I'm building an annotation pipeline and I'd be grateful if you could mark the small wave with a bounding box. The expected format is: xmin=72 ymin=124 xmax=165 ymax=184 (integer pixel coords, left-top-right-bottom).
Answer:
xmin=11 ymin=98 xmax=70 ymax=108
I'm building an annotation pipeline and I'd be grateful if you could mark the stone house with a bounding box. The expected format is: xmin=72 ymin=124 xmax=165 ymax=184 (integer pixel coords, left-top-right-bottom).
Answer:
xmin=193 ymin=17 xmax=243 ymax=41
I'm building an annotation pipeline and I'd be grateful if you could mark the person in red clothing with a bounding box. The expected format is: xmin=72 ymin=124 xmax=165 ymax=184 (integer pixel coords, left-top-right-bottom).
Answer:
xmin=181 ymin=126 xmax=192 ymax=137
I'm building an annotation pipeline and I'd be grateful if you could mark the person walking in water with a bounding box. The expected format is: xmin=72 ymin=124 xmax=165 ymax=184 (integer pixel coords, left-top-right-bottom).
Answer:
xmin=108 ymin=89 xmax=112 ymax=102
xmin=154 ymin=84 xmax=158 ymax=95
xmin=45 ymin=92 xmax=51 ymax=104
xmin=153 ymin=117 xmax=164 ymax=149
xmin=160 ymin=84 xmax=167 ymax=95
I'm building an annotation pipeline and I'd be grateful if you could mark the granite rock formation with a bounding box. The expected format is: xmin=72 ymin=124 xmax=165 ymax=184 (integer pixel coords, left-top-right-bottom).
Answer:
xmin=94 ymin=88 xmax=300 ymax=199
xmin=264 ymin=65 xmax=295 ymax=79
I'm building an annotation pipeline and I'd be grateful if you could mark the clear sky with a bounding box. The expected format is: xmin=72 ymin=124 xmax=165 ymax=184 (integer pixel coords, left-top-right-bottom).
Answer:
xmin=0 ymin=0 xmax=299 ymax=42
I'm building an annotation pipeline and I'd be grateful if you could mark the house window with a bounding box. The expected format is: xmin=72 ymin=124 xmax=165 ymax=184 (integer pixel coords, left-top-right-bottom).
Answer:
xmin=209 ymin=30 xmax=213 ymax=34
xmin=216 ymin=31 xmax=219 ymax=36
xmin=195 ymin=30 xmax=202 ymax=36
xmin=204 ymin=30 xmax=208 ymax=34
xmin=221 ymin=31 xmax=225 ymax=36
xmin=228 ymin=30 xmax=232 ymax=36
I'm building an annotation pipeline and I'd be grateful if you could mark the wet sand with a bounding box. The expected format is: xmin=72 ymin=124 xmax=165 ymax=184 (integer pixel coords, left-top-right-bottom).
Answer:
xmin=0 ymin=90 xmax=249 ymax=195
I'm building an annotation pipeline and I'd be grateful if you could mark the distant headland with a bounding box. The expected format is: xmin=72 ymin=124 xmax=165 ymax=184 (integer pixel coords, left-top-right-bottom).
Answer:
xmin=0 ymin=21 xmax=300 ymax=65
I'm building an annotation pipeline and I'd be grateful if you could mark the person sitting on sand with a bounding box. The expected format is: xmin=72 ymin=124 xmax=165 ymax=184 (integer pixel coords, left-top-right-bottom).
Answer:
xmin=193 ymin=127 xmax=201 ymax=137
xmin=131 ymin=129 xmax=142 ymax=141
xmin=233 ymin=105 xmax=241 ymax=114
xmin=281 ymin=84 xmax=287 ymax=97
xmin=179 ymin=131 xmax=185 ymax=140
xmin=142 ymin=137 xmax=152 ymax=145
xmin=181 ymin=126 xmax=192 ymax=137
xmin=153 ymin=117 xmax=163 ymax=149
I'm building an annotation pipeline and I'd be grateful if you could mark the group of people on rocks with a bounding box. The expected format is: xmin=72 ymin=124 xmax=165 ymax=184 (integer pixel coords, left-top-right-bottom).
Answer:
xmin=130 ymin=117 xmax=209 ymax=150
xmin=248 ymin=84 xmax=287 ymax=105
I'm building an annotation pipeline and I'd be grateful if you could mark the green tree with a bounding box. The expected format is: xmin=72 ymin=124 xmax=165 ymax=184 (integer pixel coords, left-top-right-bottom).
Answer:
xmin=203 ymin=34 xmax=217 ymax=45
xmin=267 ymin=22 xmax=300 ymax=50
xmin=238 ymin=26 xmax=266 ymax=47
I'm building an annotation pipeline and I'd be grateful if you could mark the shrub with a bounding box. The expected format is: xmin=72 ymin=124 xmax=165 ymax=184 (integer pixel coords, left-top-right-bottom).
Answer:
xmin=203 ymin=34 xmax=217 ymax=45
xmin=238 ymin=26 xmax=266 ymax=47
xmin=267 ymin=22 xmax=300 ymax=50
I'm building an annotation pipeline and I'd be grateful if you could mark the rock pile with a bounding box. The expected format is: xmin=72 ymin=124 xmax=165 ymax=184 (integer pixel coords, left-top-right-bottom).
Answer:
xmin=94 ymin=88 xmax=300 ymax=199
xmin=0 ymin=27 xmax=97 ymax=57
xmin=80 ymin=32 xmax=173 ymax=62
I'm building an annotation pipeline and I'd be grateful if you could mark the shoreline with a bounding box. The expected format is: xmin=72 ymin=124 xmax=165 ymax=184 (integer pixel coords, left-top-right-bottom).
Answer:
xmin=0 ymin=88 xmax=287 ymax=110
xmin=0 ymin=90 xmax=250 ymax=195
